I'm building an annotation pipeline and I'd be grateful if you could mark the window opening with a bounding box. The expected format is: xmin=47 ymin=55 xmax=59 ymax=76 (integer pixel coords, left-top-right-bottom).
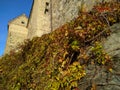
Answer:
xmin=44 ymin=2 xmax=49 ymax=14
xmin=46 ymin=2 xmax=49 ymax=6
xmin=21 ymin=21 xmax=25 ymax=24
xmin=44 ymin=9 xmax=49 ymax=14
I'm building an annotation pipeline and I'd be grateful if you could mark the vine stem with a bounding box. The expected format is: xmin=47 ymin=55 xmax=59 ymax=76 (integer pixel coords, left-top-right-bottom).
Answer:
xmin=100 ymin=12 xmax=111 ymax=28
xmin=85 ymin=12 xmax=111 ymax=43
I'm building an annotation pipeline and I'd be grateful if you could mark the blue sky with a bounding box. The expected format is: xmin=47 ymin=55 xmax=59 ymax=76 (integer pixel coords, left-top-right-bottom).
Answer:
xmin=0 ymin=0 xmax=33 ymax=56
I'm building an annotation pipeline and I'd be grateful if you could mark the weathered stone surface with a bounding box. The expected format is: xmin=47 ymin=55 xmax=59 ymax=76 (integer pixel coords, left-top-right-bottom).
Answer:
xmin=52 ymin=0 xmax=112 ymax=30
xmin=78 ymin=23 xmax=120 ymax=90
xmin=5 ymin=14 xmax=28 ymax=54
xmin=103 ymin=23 xmax=120 ymax=58
xmin=78 ymin=62 xmax=120 ymax=90
xmin=27 ymin=0 xmax=51 ymax=39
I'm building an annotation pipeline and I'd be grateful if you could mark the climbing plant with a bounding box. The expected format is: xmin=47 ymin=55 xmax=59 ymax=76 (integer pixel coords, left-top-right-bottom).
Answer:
xmin=0 ymin=1 xmax=120 ymax=90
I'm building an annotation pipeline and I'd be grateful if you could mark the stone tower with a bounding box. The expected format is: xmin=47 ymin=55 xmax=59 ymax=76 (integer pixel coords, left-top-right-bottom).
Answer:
xmin=5 ymin=14 xmax=28 ymax=54
xmin=27 ymin=0 xmax=52 ymax=39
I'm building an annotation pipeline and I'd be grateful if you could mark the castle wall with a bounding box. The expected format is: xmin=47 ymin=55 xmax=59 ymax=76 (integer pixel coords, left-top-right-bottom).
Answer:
xmin=5 ymin=24 xmax=28 ymax=54
xmin=27 ymin=0 xmax=112 ymax=39
xmin=5 ymin=15 xmax=28 ymax=54
xmin=27 ymin=0 xmax=51 ymax=39
xmin=52 ymin=0 xmax=112 ymax=30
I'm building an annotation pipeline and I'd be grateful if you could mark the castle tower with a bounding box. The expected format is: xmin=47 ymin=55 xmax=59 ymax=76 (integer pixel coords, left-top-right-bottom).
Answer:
xmin=5 ymin=14 xmax=28 ymax=54
xmin=27 ymin=0 xmax=51 ymax=39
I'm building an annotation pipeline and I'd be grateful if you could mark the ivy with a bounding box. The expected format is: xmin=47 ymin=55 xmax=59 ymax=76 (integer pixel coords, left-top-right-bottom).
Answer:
xmin=0 ymin=1 xmax=119 ymax=90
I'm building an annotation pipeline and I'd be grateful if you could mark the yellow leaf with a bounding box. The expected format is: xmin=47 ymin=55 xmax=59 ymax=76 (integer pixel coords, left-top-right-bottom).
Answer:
xmin=109 ymin=68 xmax=113 ymax=72
xmin=62 ymin=70 xmax=69 ymax=76
xmin=73 ymin=62 xmax=79 ymax=66
xmin=65 ymin=30 xmax=68 ymax=36
xmin=63 ymin=51 xmax=68 ymax=58
xmin=71 ymin=81 xmax=78 ymax=87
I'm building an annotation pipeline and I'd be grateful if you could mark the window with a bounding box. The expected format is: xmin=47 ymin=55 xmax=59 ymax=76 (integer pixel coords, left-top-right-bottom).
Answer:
xmin=44 ymin=2 xmax=49 ymax=14
xmin=46 ymin=2 xmax=49 ymax=6
xmin=21 ymin=21 xmax=25 ymax=24
xmin=44 ymin=9 xmax=49 ymax=14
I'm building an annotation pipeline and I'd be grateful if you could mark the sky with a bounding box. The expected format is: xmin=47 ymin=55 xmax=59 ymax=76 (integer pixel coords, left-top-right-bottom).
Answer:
xmin=0 ymin=0 xmax=33 ymax=56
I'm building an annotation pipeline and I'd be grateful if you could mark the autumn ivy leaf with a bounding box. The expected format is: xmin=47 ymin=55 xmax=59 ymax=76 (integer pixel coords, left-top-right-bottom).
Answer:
xmin=70 ymin=40 xmax=80 ymax=51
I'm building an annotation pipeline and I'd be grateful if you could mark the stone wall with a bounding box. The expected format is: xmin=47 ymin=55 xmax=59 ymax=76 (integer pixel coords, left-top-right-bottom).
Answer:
xmin=52 ymin=0 xmax=112 ymax=30
xmin=27 ymin=0 xmax=51 ymax=39
xmin=5 ymin=14 xmax=28 ymax=54
xmin=27 ymin=0 xmax=112 ymax=39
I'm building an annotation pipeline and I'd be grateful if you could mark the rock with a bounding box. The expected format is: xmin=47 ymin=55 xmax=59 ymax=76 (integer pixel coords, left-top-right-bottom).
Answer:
xmin=78 ymin=23 xmax=120 ymax=90
xmin=103 ymin=23 xmax=120 ymax=58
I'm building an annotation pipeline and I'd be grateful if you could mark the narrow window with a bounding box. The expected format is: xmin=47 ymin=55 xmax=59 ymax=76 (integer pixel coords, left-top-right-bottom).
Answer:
xmin=44 ymin=9 xmax=49 ymax=14
xmin=46 ymin=2 xmax=49 ymax=6
xmin=44 ymin=2 xmax=49 ymax=14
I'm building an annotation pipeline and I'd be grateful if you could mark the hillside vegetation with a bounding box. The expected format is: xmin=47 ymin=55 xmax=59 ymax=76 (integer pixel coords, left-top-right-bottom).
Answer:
xmin=0 ymin=1 xmax=120 ymax=90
